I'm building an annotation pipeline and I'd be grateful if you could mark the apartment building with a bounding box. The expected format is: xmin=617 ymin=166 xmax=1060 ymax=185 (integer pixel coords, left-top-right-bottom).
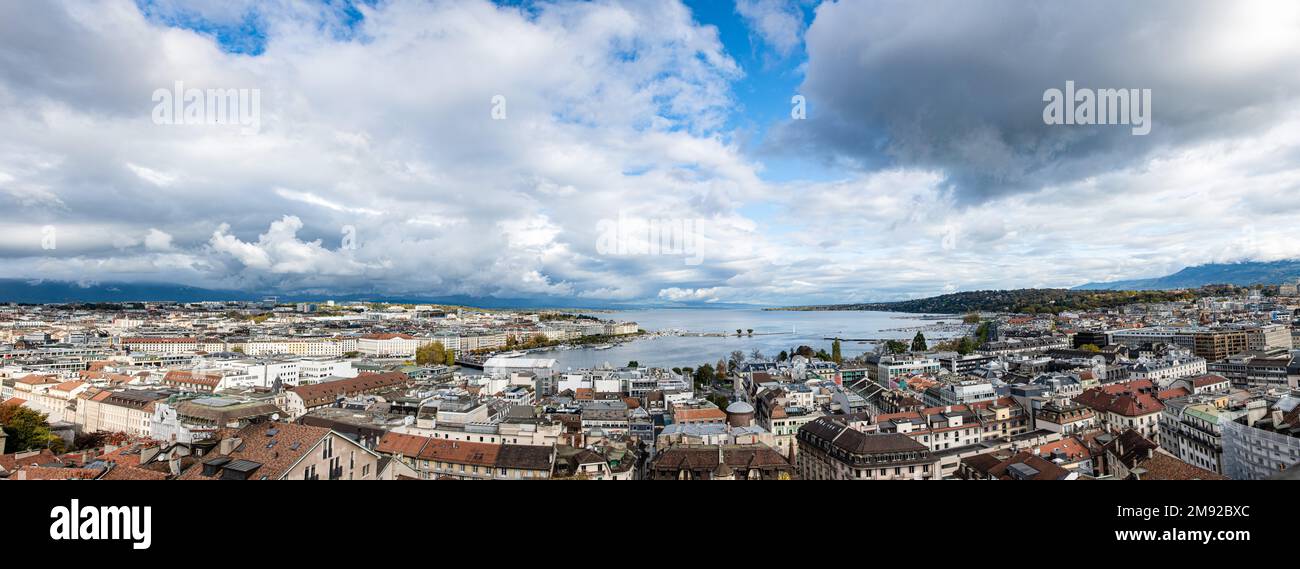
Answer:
xmin=1034 ymin=399 xmax=1097 ymax=435
xmin=876 ymin=397 xmax=1032 ymax=452
xmin=238 ymin=338 xmax=347 ymax=357
xmin=79 ymin=390 xmax=166 ymax=437
xmin=1073 ymin=380 xmax=1165 ymax=444
xmin=180 ymin=422 xmax=380 ymax=480
xmin=356 ymin=333 xmax=425 ymax=357
xmin=1192 ymin=330 xmax=1250 ymax=361
xmin=874 ymin=354 xmax=940 ymax=386
xmin=122 ymin=337 xmax=200 ymax=354
xmin=1207 ymin=351 xmax=1293 ymax=388
xmin=797 ymin=416 xmax=939 ymax=480
xmin=376 ymin=432 xmax=555 ymax=480
xmin=1160 ymin=397 xmax=1241 ymax=475
xmin=281 ymin=371 xmax=412 ymax=418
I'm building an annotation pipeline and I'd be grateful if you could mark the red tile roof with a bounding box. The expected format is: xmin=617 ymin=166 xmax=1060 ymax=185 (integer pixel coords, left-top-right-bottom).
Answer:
xmin=1075 ymin=381 xmax=1164 ymax=416
xmin=287 ymin=371 xmax=411 ymax=408
xmin=178 ymin=422 xmax=337 ymax=481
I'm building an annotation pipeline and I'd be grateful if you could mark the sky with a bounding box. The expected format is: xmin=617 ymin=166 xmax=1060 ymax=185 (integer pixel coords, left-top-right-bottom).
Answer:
xmin=1 ymin=0 xmax=1299 ymax=305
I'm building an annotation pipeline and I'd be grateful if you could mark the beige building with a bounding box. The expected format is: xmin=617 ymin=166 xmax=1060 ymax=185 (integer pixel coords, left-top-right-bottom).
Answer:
xmin=78 ymin=390 xmax=164 ymax=437
xmin=797 ymin=417 xmax=939 ymax=480
xmin=181 ymin=422 xmax=380 ymax=480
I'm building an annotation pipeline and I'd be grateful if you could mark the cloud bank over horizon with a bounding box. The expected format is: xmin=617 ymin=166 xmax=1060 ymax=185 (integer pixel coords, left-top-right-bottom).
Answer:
xmin=1 ymin=0 xmax=1299 ymax=305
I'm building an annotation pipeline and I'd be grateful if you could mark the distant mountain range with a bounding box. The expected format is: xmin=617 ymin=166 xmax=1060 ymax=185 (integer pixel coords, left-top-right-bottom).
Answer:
xmin=10 ymin=259 xmax=1293 ymax=309
xmin=776 ymin=289 xmax=1195 ymax=314
xmin=1074 ymin=260 xmax=1300 ymax=290
xmin=0 ymin=279 xmax=746 ymax=310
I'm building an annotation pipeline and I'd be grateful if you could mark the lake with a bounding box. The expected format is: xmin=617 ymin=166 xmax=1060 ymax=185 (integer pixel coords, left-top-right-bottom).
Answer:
xmin=525 ymin=308 xmax=963 ymax=372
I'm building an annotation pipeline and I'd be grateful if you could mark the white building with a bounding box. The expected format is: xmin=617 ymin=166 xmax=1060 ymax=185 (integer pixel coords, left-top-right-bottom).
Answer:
xmin=357 ymin=333 xmax=426 ymax=357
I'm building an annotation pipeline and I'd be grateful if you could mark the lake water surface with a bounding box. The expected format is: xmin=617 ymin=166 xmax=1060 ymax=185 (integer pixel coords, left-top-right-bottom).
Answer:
xmin=530 ymin=308 xmax=962 ymax=371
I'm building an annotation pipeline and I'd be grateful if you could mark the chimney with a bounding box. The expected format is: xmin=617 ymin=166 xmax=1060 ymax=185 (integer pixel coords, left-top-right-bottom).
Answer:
xmin=219 ymin=437 xmax=242 ymax=455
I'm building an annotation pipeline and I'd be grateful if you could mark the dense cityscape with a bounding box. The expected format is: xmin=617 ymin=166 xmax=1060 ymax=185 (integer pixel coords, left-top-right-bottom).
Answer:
xmin=1 ymin=281 xmax=1297 ymax=481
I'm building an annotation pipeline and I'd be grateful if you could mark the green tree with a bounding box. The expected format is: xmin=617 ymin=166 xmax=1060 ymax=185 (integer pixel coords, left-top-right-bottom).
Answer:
xmin=885 ymin=340 xmax=908 ymax=354
xmin=1079 ymin=343 xmax=1102 ymax=353
xmin=911 ymin=332 xmax=928 ymax=352
xmin=777 ymin=350 xmax=788 ymax=362
xmin=627 ymin=360 xmax=640 ymax=368
xmin=444 ymin=348 xmax=456 ymax=366
xmin=963 ymin=312 xmax=981 ymax=324
xmin=693 ymin=364 xmax=716 ymax=388
xmin=416 ymin=341 xmax=447 ymax=366
xmin=957 ymin=336 xmax=975 ymax=355
xmin=831 ymin=339 xmax=843 ymax=364
xmin=526 ymin=333 xmax=549 ymax=348
xmin=0 ymin=404 xmax=65 ymax=452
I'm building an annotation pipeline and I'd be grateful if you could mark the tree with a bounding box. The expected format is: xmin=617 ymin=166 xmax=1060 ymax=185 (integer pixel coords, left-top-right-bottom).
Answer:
xmin=963 ymin=312 xmax=981 ymax=324
xmin=746 ymin=328 xmax=754 ymax=336
xmin=794 ymin=345 xmax=815 ymax=359
xmin=777 ymin=350 xmax=788 ymax=362
xmin=911 ymin=332 xmax=928 ymax=352
xmin=885 ymin=340 xmax=908 ymax=354
xmin=444 ymin=348 xmax=456 ymax=366
xmin=749 ymin=349 xmax=764 ymax=362
xmin=627 ymin=360 xmax=640 ymax=368
xmin=1080 ymin=343 xmax=1102 ymax=353
xmin=729 ymin=350 xmax=746 ymax=368
xmin=716 ymin=359 xmax=727 ymax=377
xmin=957 ymin=336 xmax=975 ymax=355
xmin=693 ymin=364 xmax=715 ymax=388
xmin=416 ymin=341 xmax=447 ymax=366
xmin=736 ymin=329 xmax=743 ymax=337
xmin=0 ymin=404 xmax=65 ymax=452
xmin=831 ymin=339 xmax=843 ymax=364
xmin=815 ymin=348 xmax=832 ymax=361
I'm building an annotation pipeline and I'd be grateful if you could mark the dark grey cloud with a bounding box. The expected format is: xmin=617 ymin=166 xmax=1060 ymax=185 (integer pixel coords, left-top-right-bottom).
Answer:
xmin=772 ymin=0 xmax=1300 ymax=203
